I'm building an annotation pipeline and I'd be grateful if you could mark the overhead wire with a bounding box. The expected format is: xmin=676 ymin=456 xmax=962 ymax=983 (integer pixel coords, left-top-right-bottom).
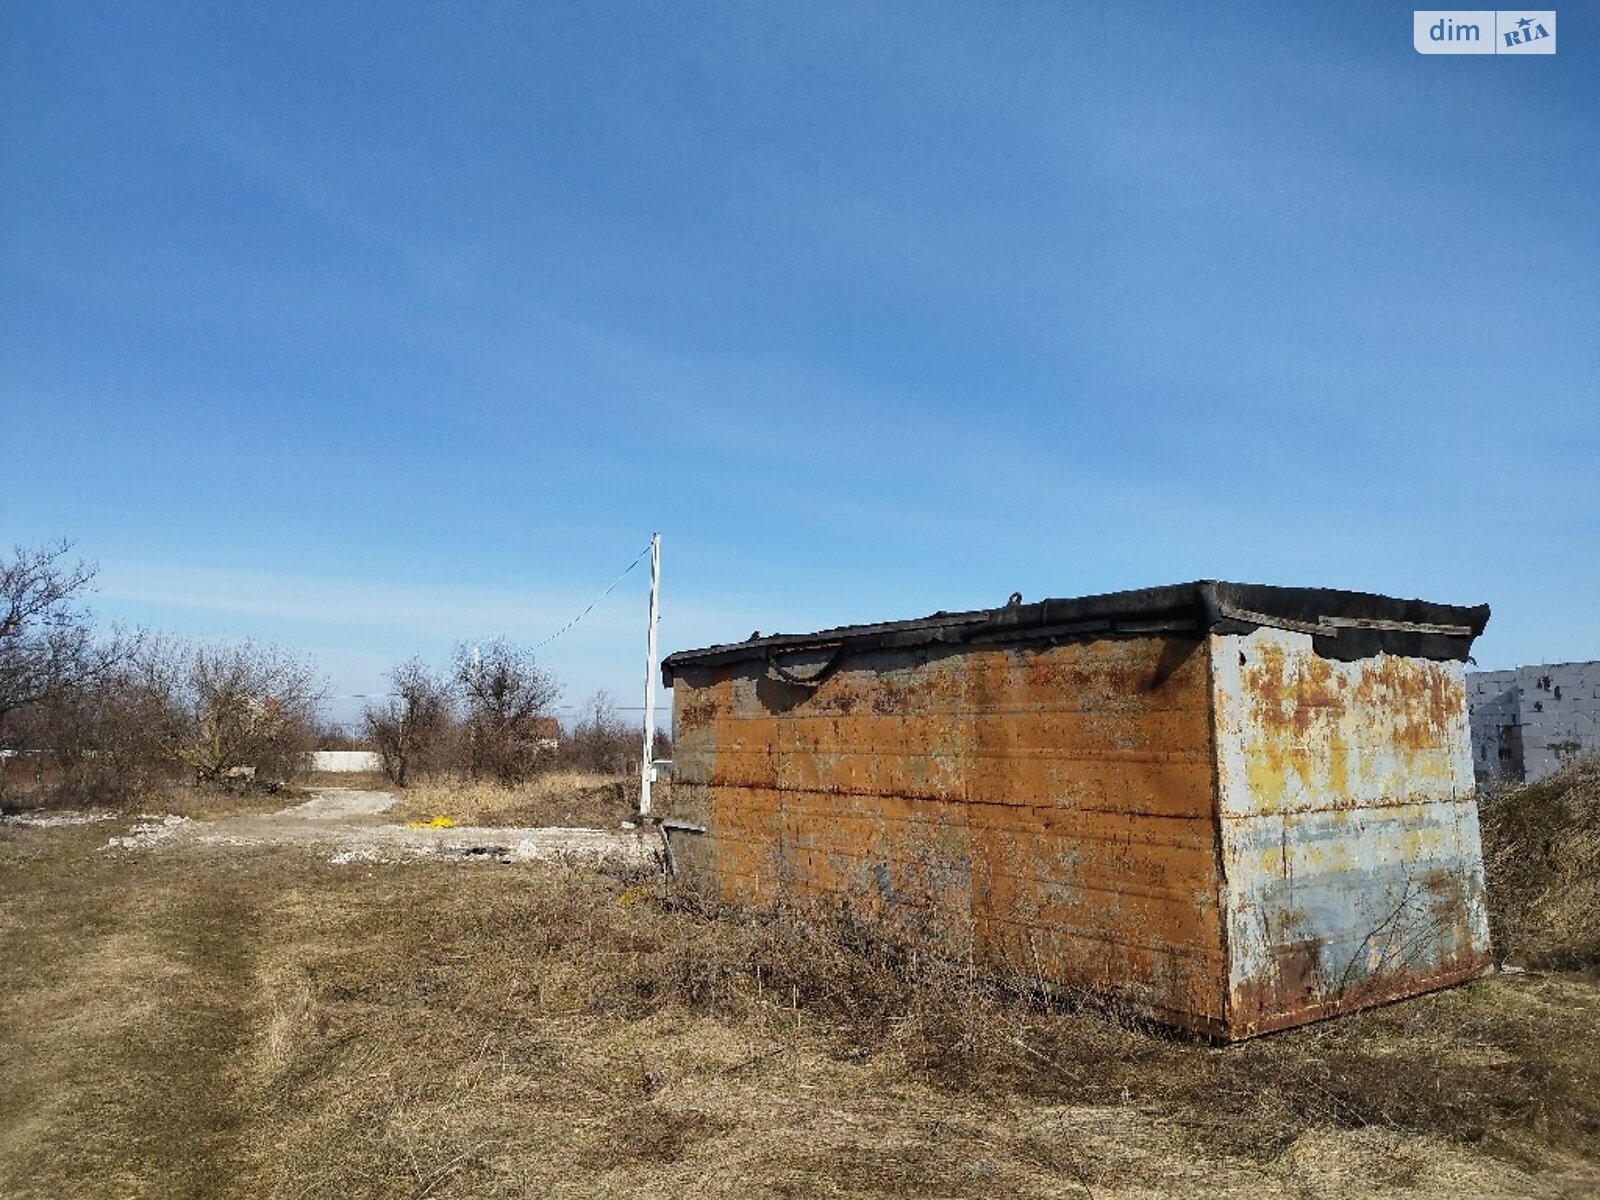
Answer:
xmin=530 ymin=541 xmax=654 ymax=651
xmin=328 ymin=541 xmax=656 ymax=710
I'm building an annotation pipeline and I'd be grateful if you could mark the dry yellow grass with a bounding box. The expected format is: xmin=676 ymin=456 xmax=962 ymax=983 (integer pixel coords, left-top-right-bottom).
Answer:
xmin=297 ymin=769 xmax=393 ymax=791
xmin=1480 ymin=753 xmax=1600 ymax=968
xmin=387 ymin=771 xmax=641 ymax=829
xmin=3 ymin=808 xmax=1599 ymax=1198
xmin=1 ymin=778 xmax=298 ymax=823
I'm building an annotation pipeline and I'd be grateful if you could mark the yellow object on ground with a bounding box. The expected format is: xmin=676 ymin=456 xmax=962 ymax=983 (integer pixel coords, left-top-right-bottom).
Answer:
xmin=406 ymin=816 xmax=456 ymax=829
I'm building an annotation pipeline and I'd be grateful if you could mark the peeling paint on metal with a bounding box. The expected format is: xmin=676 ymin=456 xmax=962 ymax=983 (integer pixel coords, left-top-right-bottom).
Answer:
xmin=669 ymin=635 xmax=1231 ymax=1032
xmin=663 ymin=586 xmax=1492 ymax=1040
xmin=1210 ymin=626 xmax=1491 ymax=1035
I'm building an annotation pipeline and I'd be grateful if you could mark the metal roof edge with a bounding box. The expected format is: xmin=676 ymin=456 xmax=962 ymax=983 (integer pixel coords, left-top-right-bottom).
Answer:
xmin=660 ymin=581 xmax=1490 ymax=684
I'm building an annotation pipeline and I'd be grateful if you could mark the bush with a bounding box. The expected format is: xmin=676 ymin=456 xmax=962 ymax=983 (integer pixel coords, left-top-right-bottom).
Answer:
xmin=0 ymin=540 xmax=98 ymax=732
xmin=6 ymin=644 xmax=175 ymax=802
xmin=363 ymin=660 xmax=457 ymax=786
xmin=560 ymin=690 xmax=636 ymax=775
xmin=453 ymin=639 xmax=560 ymax=786
xmin=134 ymin=637 xmax=326 ymax=784
xmin=3 ymin=633 xmax=326 ymax=802
xmin=1479 ymin=753 xmax=1600 ymax=968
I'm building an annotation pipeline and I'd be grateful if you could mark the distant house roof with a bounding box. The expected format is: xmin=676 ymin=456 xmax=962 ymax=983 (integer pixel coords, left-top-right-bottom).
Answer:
xmin=662 ymin=580 xmax=1489 ymax=684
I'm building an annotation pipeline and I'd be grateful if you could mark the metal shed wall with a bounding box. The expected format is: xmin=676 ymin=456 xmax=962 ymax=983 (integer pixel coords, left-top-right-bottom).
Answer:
xmin=1210 ymin=626 xmax=1491 ymax=1035
xmin=668 ymin=634 xmax=1232 ymax=1032
xmin=661 ymin=582 xmax=1492 ymax=1039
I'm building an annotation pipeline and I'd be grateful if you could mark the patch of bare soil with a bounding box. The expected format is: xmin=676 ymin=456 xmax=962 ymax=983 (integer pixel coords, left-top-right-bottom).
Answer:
xmin=2 ymin=815 xmax=1597 ymax=1198
xmin=98 ymin=786 xmax=653 ymax=867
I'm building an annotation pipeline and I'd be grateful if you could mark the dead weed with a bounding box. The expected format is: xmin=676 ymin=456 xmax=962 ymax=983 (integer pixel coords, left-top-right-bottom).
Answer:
xmin=2 ymin=816 xmax=1597 ymax=1198
xmin=387 ymin=771 xmax=638 ymax=830
xmin=1480 ymin=753 xmax=1600 ymax=969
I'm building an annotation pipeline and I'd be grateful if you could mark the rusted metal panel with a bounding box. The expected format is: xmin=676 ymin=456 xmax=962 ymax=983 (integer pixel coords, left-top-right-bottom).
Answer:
xmin=663 ymin=582 xmax=1492 ymax=1039
xmin=668 ymin=634 xmax=1229 ymax=1032
xmin=1210 ymin=626 xmax=1492 ymax=1036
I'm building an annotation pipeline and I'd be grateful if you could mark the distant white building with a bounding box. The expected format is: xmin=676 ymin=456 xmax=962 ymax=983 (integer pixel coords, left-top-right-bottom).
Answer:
xmin=1468 ymin=661 xmax=1600 ymax=784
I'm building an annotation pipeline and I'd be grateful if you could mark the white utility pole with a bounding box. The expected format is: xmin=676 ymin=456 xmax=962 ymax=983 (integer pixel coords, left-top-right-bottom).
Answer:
xmin=639 ymin=532 xmax=662 ymax=817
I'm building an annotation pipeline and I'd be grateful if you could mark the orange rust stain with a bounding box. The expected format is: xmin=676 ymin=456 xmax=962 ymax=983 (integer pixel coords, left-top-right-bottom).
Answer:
xmin=1230 ymin=632 xmax=1467 ymax=814
xmin=1215 ymin=633 xmax=1484 ymax=1037
xmin=668 ymin=635 xmax=1230 ymax=1032
xmin=1228 ymin=945 xmax=1491 ymax=1038
xmin=1243 ymin=639 xmax=1342 ymax=741
xmin=1348 ymin=655 xmax=1456 ymax=754
xmin=674 ymin=630 xmax=1484 ymax=1038
xmin=677 ymin=691 xmax=721 ymax=733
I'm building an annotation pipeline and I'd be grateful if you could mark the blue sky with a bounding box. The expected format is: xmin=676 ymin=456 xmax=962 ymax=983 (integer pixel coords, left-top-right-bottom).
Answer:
xmin=3 ymin=2 xmax=1596 ymax=727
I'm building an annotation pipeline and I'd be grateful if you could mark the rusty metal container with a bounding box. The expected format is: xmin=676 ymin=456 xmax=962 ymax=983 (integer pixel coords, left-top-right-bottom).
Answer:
xmin=659 ymin=582 xmax=1493 ymax=1039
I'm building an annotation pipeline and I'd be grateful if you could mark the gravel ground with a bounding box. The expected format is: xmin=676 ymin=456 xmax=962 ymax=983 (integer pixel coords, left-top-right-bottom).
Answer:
xmin=101 ymin=786 xmax=656 ymax=866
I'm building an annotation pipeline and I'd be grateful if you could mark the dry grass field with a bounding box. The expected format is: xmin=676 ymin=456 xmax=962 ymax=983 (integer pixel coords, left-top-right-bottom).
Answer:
xmin=385 ymin=771 xmax=639 ymax=830
xmin=2 ymin=764 xmax=1599 ymax=1198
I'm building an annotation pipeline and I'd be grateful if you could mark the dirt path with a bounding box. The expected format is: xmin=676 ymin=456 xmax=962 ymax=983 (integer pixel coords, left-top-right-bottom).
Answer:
xmin=5 ymin=801 xmax=1598 ymax=1198
xmin=104 ymin=787 xmax=655 ymax=867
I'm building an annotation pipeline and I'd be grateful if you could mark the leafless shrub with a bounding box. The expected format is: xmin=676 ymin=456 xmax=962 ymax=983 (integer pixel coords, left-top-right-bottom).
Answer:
xmin=452 ymin=639 xmax=560 ymax=786
xmin=363 ymin=659 xmax=457 ymax=786
xmin=0 ymin=541 xmax=121 ymax=801
xmin=578 ymin=880 xmax=1143 ymax=1091
xmin=7 ymin=633 xmax=173 ymax=803
xmin=559 ymin=689 xmax=636 ymax=775
xmin=2 ymin=628 xmax=323 ymax=802
xmin=312 ymin=718 xmax=370 ymax=751
xmin=133 ymin=637 xmax=326 ymax=784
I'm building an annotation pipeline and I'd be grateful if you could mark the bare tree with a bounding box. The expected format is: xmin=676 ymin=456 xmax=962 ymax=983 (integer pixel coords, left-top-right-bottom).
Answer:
xmin=138 ymin=638 xmax=326 ymax=783
xmin=311 ymin=718 xmax=367 ymax=751
xmin=562 ymin=689 xmax=635 ymax=774
xmin=452 ymin=638 xmax=560 ymax=785
xmin=0 ymin=540 xmax=100 ymax=733
xmin=363 ymin=659 xmax=455 ymax=786
xmin=0 ymin=541 xmax=118 ymax=799
xmin=14 ymin=636 xmax=171 ymax=801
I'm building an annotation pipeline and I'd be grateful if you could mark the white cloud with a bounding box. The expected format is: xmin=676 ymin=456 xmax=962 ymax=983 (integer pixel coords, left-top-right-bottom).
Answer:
xmin=99 ymin=560 xmax=628 ymax=637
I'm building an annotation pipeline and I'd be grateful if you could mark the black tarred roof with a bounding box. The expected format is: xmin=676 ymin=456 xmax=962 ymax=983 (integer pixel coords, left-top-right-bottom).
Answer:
xmin=660 ymin=580 xmax=1490 ymax=685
